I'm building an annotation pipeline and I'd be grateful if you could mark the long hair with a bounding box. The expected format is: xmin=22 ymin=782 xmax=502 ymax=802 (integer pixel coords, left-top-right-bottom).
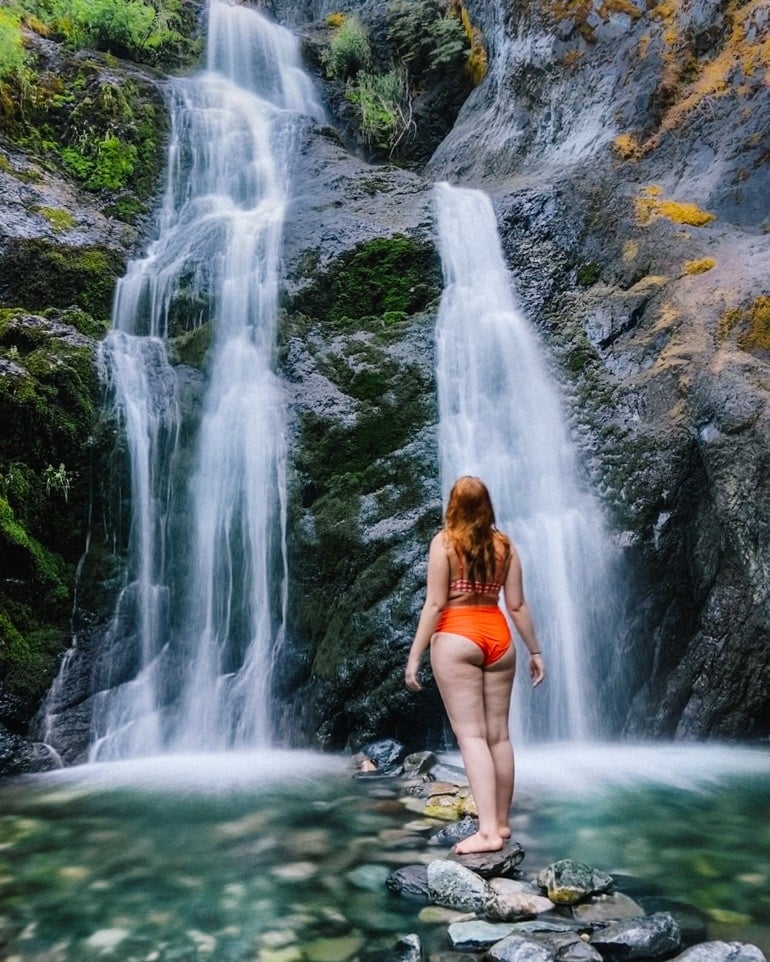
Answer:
xmin=444 ymin=476 xmax=509 ymax=587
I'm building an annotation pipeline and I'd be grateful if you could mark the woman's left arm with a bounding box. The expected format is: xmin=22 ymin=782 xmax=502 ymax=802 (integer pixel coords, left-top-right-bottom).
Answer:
xmin=405 ymin=534 xmax=449 ymax=691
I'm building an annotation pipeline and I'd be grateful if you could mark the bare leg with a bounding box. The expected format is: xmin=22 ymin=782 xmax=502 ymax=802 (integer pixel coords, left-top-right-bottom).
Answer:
xmin=430 ymin=633 xmax=505 ymax=854
xmin=482 ymin=645 xmax=515 ymax=838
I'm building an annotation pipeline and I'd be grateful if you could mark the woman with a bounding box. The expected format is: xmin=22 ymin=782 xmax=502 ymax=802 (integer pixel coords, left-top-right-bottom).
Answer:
xmin=405 ymin=476 xmax=544 ymax=854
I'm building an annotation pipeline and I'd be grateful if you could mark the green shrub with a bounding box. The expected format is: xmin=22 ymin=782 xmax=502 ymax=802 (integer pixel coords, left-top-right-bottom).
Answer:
xmin=0 ymin=8 xmax=27 ymax=81
xmin=348 ymin=65 xmax=414 ymax=155
xmin=323 ymin=14 xmax=371 ymax=80
xmin=387 ymin=0 xmax=468 ymax=80
xmin=28 ymin=0 xmax=190 ymax=65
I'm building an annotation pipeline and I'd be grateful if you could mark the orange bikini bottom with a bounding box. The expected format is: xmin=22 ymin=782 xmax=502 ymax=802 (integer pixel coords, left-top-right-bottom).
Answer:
xmin=434 ymin=605 xmax=512 ymax=666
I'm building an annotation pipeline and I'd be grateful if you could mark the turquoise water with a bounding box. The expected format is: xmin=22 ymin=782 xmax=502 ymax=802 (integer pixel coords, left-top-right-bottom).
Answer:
xmin=0 ymin=746 xmax=768 ymax=961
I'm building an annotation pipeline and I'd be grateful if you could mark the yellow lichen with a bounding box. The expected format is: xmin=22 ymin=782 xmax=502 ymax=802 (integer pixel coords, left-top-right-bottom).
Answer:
xmin=635 ymin=186 xmax=715 ymax=227
xmin=613 ymin=133 xmax=641 ymax=159
xmin=652 ymin=0 xmax=770 ymax=138
xmin=325 ymin=11 xmax=345 ymax=28
xmin=738 ymin=296 xmax=770 ymax=351
xmin=683 ymin=258 xmax=716 ymax=274
xmin=451 ymin=1 xmax=488 ymax=85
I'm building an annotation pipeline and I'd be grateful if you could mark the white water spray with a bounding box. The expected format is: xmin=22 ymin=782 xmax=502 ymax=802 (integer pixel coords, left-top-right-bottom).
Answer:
xmin=74 ymin=1 xmax=323 ymax=760
xmin=433 ymin=181 xmax=621 ymax=741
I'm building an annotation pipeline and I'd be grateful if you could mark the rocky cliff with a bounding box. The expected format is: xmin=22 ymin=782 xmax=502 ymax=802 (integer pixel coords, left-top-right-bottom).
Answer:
xmin=1 ymin=0 xmax=768 ymax=769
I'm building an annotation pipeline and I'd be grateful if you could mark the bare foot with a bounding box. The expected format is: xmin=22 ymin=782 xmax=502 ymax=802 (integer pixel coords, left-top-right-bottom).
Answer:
xmin=453 ymin=831 xmax=504 ymax=855
xmin=499 ymin=825 xmax=511 ymax=839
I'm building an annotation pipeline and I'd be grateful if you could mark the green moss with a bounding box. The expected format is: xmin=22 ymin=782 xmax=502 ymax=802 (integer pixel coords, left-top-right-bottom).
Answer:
xmin=577 ymin=261 xmax=600 ymax=286
xmin=291 ymin=236 xmax=441 ymax=326
xmin=167 ymin=323 xmax=213 ymax=369
xmin=0 ymin=239 xmax=124 ymax=319
xmin=33 ymin=206 xmax=76 ymax=232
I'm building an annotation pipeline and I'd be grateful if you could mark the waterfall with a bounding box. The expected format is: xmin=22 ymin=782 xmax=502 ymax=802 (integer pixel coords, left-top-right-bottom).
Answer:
xmin=433 ymin=181 xmax=622 ymax=741
xmin=74 ymin=1 xmax=323 ymax=760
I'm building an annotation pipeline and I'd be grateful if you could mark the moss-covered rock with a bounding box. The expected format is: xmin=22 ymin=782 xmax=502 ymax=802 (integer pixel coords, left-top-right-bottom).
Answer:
xmin=0 ymin=308 xmax=100 ymax=741
xmin=278 ymin=240 xmax=447 ymax=750
xmin=0 ymin=240 xmax=124 ymax=321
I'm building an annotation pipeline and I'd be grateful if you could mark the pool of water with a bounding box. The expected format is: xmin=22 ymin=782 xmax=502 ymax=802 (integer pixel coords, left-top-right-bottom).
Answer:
xmin=0 ymin=744 xmax=768 ymax=962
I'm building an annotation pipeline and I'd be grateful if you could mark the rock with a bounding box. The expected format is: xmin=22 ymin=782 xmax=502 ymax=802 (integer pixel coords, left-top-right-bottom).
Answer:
xmin=417 ymin=906 xmax=474 ymax=925
xmin=572 ymin=892 xmax=645 ymax=922
xmin=449 ymin=841 xmax=525 ymax=878
xmin=590 ymin=912 xmax=682 ymax=960
xmin=447 ymin=921 xmax=518 ymax=951
xmin=428 ymin=817 xmax=480 ymax=847
xmin=537 ymin=860 xmax=614 ymax=904
xmin=556 ymin=941 xmax=604 ymax=962
xmin=637 ymin=897 xmax=709 ymax=946
xmin=403 ymin=752 xmax=437 ymax=776
xmin=486 ymin=878 xmax=556 ymax=922
xmin=303 ymin=934 xmax=366 ymax=962
xmin=424 ymin=795 xmax=466 ymax=821
xmin=671 ymin=943 xmax=767 ymax=962
xmin=486 ymin=934 xmax=557 ymax=962
xmin=361 ymin=738 xmax=407 ymax=770
xmin=346 ymin=864 xmax=392 ymax=891
xmin=361 ymin=935 xmax=425 ymax=962
xmin=386 ymin=865 xmax=431 ymax=901
xmin=427 ymin=859 xmax=492 ymax=912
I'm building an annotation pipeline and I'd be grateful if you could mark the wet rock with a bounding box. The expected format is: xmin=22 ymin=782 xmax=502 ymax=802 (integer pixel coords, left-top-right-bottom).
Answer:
xmin=486 ymin=878 xmax=556 ymax=922
xmin=450 ymin=841 xmax=525 ymax=878
xmin=590 ymin=912 xmax=682 ymax=960
xmin=427 ymin=859 xmax=492 ymax=912
xmin=447 ymin=920 xmax=518 ymax=951
xmin=346 ymin=864 xmax=392 ymax=891
xmin=486 ymin=933 xmax=556 ymax=962
xmin=361 ymin=738 xmax=407 ymax=770
xmin=386 ymin=865 xmax=431 ymax=901
xmin=637 ymin=897 xmax=709 ymax=946
xmin=556 ymin=941 xmax=604 ymax=962
xmin=671 ymin=943 xmax=767 ymax=962
xmin=428 ymin=817 xmax=479 ymax=848
xmin=572 ymin=892 xmax=645 ymax=922
xmin=403 ymin=752 xmax=437 ymax=776
xmin=537 ymin=860 xmax=614 ymax=904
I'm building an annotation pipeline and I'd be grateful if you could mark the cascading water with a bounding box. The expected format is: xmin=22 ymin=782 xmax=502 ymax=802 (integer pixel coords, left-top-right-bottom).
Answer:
xmin=433 ymin=181 xmax=623 ymax=741
xmin=50 ymin=1 xmax=324 ymax=760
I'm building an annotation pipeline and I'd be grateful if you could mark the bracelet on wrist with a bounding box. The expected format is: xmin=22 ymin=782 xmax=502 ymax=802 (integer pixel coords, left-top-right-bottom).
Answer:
xmin=530 ymin=650 xmax=541 ymax=655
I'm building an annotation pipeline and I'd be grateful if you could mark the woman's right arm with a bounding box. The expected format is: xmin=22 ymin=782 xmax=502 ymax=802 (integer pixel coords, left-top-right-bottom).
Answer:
xmin=405 ymin=533 xmax=449 ymax=691
xmin=503 ymin=545 xmax=545 ymax=688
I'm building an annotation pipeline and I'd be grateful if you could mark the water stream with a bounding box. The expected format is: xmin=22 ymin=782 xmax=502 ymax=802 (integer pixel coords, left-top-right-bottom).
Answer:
xmin=433 ymin=182 xmax=624 ymax=742
xmin=1 ymin=745 xmax=768 ymax=962
xmin=41 ymin=1 xmax=323 ymax=760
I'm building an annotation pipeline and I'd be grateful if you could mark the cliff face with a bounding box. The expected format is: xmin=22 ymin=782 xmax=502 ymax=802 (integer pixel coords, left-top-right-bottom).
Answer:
xmin=1 ymin=0 xmax=768 ymax=768
xmin=274 ymin=0 xmax=770 ymax=742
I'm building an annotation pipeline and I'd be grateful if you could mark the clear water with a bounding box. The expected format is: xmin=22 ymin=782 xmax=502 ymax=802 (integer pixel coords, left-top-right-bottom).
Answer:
xmin=39 ymin=1 xmax=324 ymax=761
xmin=1 ymin=746 xmax=768 ymax=962
xmin=432 ymin=182 xmax=625 ymax=743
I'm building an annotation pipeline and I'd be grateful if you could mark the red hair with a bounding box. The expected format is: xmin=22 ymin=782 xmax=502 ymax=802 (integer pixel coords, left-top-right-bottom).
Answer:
xmin=444 ymin=476 xmax=509 ymax=587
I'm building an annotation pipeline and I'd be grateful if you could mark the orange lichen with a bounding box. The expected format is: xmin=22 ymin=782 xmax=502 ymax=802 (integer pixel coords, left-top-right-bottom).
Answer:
xmin=325 ymin=11 xmax=345 ymax=28
xmin=683 ymin=258 xmax=716 ymax=274
xmin=635 ymin=186 xmax=715 ymax=227
xmin=455 ymin=2 xmax=488 ymax=84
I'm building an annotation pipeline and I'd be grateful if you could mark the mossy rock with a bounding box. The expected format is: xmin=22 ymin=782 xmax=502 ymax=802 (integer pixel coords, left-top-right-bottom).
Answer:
xmin=290 ymin=235 xmax=441 ymax=326
xmin=0 ymin=308 xmax=100 ymax=722
xmin=0 ymin=240 xmax=124 ymax=320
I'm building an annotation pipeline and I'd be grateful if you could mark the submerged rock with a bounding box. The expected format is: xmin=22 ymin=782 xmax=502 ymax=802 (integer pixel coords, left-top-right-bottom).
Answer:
xmin=590 ymin=912 xmax=682 ymax=960
xmin=537 ymin=861 xmax=615 ymax=905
